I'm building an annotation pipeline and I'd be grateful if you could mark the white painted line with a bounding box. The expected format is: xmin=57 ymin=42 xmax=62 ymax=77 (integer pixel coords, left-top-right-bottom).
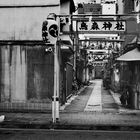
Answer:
xmin=60 ymin=95 xmax=78 ymax=111
xmin=84 ymin=80 xmax=102 ymax=112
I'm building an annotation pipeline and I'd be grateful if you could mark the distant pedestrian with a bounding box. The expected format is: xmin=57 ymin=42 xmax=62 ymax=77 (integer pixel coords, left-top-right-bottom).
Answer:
xmin=120 ymin=86 xmax=129 ymax=107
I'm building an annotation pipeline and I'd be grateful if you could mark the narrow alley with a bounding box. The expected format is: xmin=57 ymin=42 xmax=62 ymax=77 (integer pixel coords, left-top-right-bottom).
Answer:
xmin=55 ymin=79 xmax=140 ymax=128
xmin=63 ymin=79 xmax=131 ymax=114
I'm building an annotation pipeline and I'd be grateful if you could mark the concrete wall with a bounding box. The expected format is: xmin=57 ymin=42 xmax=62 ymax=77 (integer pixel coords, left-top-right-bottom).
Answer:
xmin=60 ymin=1 xmax=71 ymax=32
xmin=0 ymin=1 xmax=60 ymax=111
xmin=117 ymin=0 xmax=123 ymax=14
xmin=102 ymin=4 xmax=116 ymax=15
xmin=0 ymin=45 xmax=27 ymax=102
xmin=0 ymin=44 xmax=54 ymax=102
xmin=60 ymin=1 xmax=70 ymax=15
xmin=0 ymin=0 xmax=59 ymax=6
xmin=0 ymin=0 xmax=75 ymax=111
xmin=123 ymin=0 xmax=134 ymax=14
xmin=0 ymin=1 xmax=60 ymax=40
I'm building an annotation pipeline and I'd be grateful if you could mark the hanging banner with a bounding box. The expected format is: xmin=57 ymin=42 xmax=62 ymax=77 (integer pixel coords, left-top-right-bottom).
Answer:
xmin=93 ymin=61 xmax=106 ymax=66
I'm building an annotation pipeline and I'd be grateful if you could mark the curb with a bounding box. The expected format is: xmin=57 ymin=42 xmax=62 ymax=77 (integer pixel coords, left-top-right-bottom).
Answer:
xmin=60 ymin=86 xmax=87 ymax=111
xmin=1 ymin=121 xmax=140 ymax=131
xmin=53 ymin=124 xmax=140 ymax=131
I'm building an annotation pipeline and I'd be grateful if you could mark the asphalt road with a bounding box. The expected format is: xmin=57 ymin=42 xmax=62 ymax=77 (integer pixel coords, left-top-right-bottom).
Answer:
xmin=0 ymin=128 xmax=140 ymax=140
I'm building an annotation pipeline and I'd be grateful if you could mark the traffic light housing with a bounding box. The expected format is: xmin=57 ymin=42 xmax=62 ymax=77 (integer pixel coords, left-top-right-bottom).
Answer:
xmin=42 ymin=19 xmax=59 ymax=44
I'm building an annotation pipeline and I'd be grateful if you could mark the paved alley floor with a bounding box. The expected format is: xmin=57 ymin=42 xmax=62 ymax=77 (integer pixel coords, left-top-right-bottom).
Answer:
xmin=63 ymin=83 xmax=93 ymax=112
xmin=64 ymin=79 xmax=119 ymax=113
xmin=84 ymin=80 xmax=102 ymax=112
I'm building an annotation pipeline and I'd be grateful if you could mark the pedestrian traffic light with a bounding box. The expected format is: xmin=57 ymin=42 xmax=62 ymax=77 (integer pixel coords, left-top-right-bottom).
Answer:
xmin=42 ymin=18 xmax=59 ymax=44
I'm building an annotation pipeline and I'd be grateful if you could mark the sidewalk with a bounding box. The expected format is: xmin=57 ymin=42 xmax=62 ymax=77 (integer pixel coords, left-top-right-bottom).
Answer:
xmin=0 ymin=80 xmax=140 ymax=130
xmin=110 ymin=90 xmax=140 ymax=114
xmin=1 ymin=111 xmax=140 ymax=130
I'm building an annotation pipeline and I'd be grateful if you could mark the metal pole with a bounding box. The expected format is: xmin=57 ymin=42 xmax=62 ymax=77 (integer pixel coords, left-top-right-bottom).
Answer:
xmin=52 ymin=43 xmax=59 ymax=123
xmin=52 ymin=44 xmax=56 ymax=123
xmin=56 ymin=45 xmax=59 ymax=121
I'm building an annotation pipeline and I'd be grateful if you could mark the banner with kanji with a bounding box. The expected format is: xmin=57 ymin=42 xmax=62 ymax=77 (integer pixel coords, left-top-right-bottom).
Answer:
xmin=77 ymin=20 xmax=126 ymax=32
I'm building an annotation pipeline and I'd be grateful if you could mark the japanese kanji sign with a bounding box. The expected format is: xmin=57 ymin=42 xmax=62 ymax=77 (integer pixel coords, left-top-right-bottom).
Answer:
xmin=77 ymin=20 xmax=126 ymax=32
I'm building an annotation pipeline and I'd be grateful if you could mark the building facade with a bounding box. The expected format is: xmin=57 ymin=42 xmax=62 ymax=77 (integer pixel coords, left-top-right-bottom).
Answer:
xmin=115 ymin=0 xmax=140 ymax=109
xmin=0 ymin=0 xmax=75 ymax=111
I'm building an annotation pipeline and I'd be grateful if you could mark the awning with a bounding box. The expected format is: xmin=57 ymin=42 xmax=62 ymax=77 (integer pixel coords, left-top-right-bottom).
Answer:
xmin=128 ymin=36 xmax=140 ymax=45
xmin=59 ymin=35 xmax=73 ymax=45
xmin=59 ymin=35 xmax=74 ymax=59
xmin=117 ymin=48 xmax=140 ymax=61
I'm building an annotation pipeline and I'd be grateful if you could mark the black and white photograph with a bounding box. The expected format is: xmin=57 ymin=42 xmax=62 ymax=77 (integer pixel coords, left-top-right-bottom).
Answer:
xmin=0 ymin=0 xmax=140 ymax=139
